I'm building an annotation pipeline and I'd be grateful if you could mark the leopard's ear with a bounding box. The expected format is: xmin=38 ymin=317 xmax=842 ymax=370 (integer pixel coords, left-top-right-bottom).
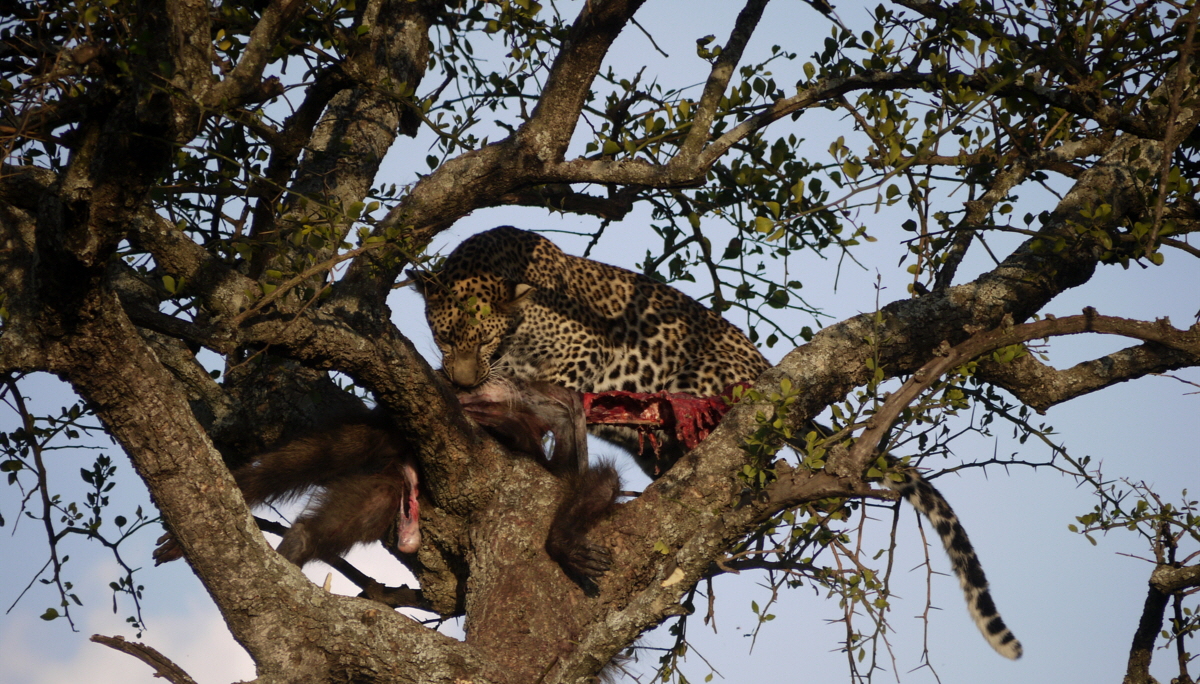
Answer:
xmin=500 ymin=282 xmax=536 ymax=312
xmin=407 ymin=268 xmax=433 ymax=296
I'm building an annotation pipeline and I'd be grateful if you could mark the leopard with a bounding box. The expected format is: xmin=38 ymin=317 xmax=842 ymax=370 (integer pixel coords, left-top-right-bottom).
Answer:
xmin=411 ymin=225 xmax=1021 ymax=659
xmin=410 ymin=225 xmax=769 ymax=397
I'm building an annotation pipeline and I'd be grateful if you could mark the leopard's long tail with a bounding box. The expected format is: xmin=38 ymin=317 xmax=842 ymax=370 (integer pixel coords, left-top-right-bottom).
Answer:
xmin=884 ymin=469 xmax=1023 ymax=659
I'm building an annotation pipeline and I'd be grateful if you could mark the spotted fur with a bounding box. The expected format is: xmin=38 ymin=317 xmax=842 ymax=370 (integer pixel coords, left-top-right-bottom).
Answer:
xmin=886 ymin=468 xmax=1022 ymax=658
xmin=412 ymin=225 xmax=1020 ymax=658
xmin=410 ymin=226 xmax=769 ymax=395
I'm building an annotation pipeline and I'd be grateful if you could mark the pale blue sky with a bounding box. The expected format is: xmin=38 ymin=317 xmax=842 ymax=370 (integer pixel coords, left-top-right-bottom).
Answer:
xmin=2 ymin=2 xmax=1197 ymax=683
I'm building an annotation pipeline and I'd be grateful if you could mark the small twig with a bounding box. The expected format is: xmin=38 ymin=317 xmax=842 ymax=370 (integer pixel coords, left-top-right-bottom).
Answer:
xmin=1162 ymin=237 xmax=1200 ymax=259
xmin=232 ymin=239 xmax=389 ymax=325
xmin=629 ymin=17 xmax=669 ymax=58
xmin=3 ymin=374 xmax=76 ymax=630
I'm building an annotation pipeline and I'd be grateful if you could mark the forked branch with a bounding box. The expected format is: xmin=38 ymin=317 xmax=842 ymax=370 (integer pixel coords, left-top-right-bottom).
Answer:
xmin=839 ymin=309 xmax=1200 ymax=475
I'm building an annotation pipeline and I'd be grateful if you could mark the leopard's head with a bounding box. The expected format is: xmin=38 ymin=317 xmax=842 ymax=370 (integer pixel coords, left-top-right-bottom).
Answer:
xmin=410 ymin=268 xmax=534 ymax=388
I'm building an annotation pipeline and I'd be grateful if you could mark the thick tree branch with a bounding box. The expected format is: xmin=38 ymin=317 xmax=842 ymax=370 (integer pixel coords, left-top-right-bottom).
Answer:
xmin=32 ymin=270 xmax=503 ymax=680
xmin=674 ymin=0 xmax=769 ymax=165
xmin=241 ymin=66 xmax=352 ymax=247
xmin=837 ymin=311 xmax=1200 ymax=476
xmin=232 ymin=240 xmax=391 ymax=326
xmin=0 ymin=164 xmax=55 ymax=210
xmin=556 ymin=457 xmax=871 ymax=682
xmin=1123 ymin=581 xmax=1170 ymax=684
xmin=237 ymin=311 xmax=500 ymax=512
xmin=977 ymin=341 xmax=1200 ymax=412
xmin=756 ymin=47 xmax=1200 ymax=429
xmin=130 ymin=210 xmax=253 ymax=324
xmin=520 ymin=0 xmax=648 ymax=158
xmin=1152 ymin=563 xmax=1200 ymax=594
xmin=137 ymin=329 xmax=238 ymax=432
xmin=208 ymin=0 xmax=306 ymax=108
xmin=164 ymin=0 xmax=216 ymax=99
xmin=0 ymin=198 xmax=41 ymax=372
xmin=491 ymin=184 xmax=638 ymax=220
xmin=91 ymin=635 xmax=198 ymax=684
xmin=265 ymin=0 xmax=436 ymax=301
xmin=748 ymin=137 xmax=1149 ymax=439
xmin=933 ymin=135 xmax=1112 ymax=291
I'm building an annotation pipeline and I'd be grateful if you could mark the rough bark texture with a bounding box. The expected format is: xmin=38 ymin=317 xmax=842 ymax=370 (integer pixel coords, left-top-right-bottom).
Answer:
xmin=1 ymin=0 xmax=1198 ymax=682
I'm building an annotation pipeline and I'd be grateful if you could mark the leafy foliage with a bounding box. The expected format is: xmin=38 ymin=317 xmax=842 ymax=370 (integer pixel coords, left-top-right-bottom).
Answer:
xmin=0 ymin=0 xmax=1198 ymax=682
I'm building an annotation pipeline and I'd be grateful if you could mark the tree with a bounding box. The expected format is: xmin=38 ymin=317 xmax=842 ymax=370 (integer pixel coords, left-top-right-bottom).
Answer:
xmin=1 ymin=0 xmax=1198 ymax=682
